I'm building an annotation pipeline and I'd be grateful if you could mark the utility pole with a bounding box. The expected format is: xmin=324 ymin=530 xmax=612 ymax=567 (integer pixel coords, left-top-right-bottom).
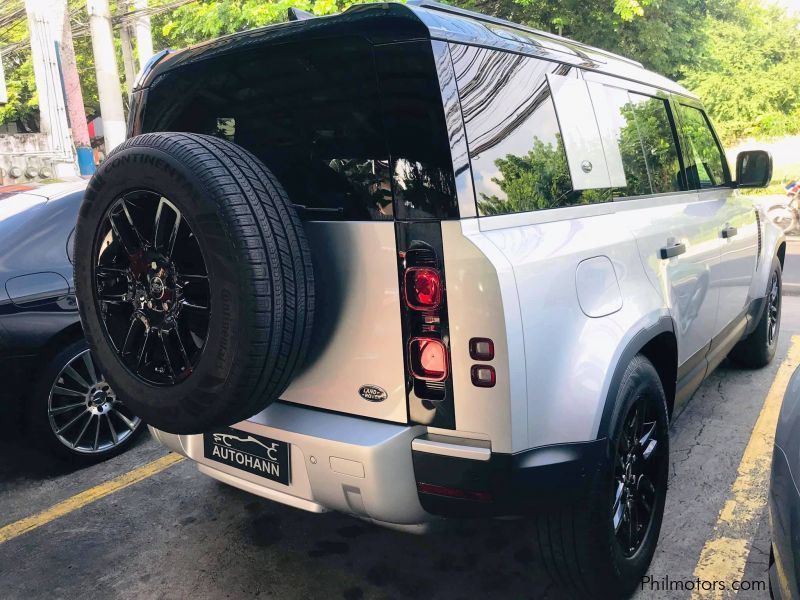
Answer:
xmin=86 ymin=0 xmax=126 ymax=152
xmin=119 ymin=1 xmax=137 ymax=99
xmin=134 ymin=0 xmax=154 ymax=66
xmin=24 ymin=0 xmax=76 ymax=176
xmin=59 ymin=1 xmax=94 ymax=175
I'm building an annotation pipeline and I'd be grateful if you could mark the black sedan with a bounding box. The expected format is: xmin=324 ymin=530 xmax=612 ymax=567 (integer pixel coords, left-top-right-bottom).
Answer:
xmin=769 ymin=365 xmax=800 ymax=598
xmin=0 ymin=181 xmax=143 ymax=463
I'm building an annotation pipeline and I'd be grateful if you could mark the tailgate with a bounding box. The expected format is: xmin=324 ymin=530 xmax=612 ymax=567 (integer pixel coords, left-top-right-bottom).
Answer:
xmin=279 ymin=221 xmax=408 ymax=423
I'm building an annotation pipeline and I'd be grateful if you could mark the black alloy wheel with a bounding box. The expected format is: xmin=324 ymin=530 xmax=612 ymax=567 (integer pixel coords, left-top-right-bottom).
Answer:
xmin=94 ymin=192 xmax=210 ymax=386
xmin=612 ymin=393 xmax=666 ymax=557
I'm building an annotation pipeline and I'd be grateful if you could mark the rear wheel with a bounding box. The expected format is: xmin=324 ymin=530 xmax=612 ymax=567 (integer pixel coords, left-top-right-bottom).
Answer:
xmin=535 ymin=355 xmax=669 ymax=597
xmin=27 ymin=339 xmax=144 ymax=463
xmin=730 ymin=258 xmax=781 ymax=369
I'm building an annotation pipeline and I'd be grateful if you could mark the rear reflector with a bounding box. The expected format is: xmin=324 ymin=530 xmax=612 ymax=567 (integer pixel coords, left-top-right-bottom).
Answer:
xmin=471 ymin=365 xmax=496 ymax=388
xmin=409 ymin=337 xmax=448 ymax=381
xmin=469 ymin=338 xmax=494 ymax=361
xmin=404 ymin=267 xmax=442 ymax=310
xmin=417 ymin=482 xmax=492 ymax=502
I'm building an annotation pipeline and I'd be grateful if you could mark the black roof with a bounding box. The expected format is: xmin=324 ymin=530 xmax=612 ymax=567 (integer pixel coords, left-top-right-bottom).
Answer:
xmin=138 ymin=1 xmax=694 ymax=98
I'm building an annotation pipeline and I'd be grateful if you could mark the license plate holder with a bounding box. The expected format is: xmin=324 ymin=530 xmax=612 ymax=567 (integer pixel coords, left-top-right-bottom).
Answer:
xmin=203 ymin=427 xmax=290 ymax=485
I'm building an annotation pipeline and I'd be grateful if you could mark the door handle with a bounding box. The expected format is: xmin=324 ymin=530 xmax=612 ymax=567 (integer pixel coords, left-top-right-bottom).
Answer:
xmin=721 ymin=225 xmax=738 ymax=239
xmin=659 ymin=242 xmax=686 ymax=259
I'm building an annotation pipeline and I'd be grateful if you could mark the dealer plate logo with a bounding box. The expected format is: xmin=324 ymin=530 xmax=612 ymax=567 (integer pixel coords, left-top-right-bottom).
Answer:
xmin=203 ymin=428 xmax=290 ymax=485
xmin=359 ymin=384 xmax=388 ymax=402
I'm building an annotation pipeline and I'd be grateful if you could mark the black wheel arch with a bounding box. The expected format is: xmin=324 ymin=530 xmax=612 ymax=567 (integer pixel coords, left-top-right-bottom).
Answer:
xmin=596 ymin=316 xmax=677 ymax=439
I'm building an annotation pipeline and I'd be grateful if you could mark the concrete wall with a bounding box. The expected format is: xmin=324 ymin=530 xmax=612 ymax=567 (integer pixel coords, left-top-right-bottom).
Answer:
xmin=0 ymin=133 xmax=59 ymax=185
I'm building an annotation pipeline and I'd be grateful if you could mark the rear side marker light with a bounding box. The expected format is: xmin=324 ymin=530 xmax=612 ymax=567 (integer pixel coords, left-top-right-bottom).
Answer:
xmin=417 ymin=482 xmax=492 ymax=502
xmin=405 ymin=267 xmax=442 ymax=310
xmin=469 ymin=338 xmax=494 ymax=361
xmin=471 ymin=365 xmax=496 ymax=388
xmin=409 ymin=337 xmax=448 ymax=381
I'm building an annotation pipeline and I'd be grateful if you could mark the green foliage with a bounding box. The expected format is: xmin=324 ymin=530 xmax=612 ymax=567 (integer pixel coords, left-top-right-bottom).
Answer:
xmin=0 ymin=0 xmax=798 ymax=146
xmin=0 ymin=50 xmax=37 ymax=131
xmin=153 ymin=0 xmax=387 ymax=48
xmin=477 ymin=135 xmax=606 ymax=215
xmin=680 ymin=0 xmax=800 ymax=144
xmin=458 ymin=0 xmax=709 ymax=79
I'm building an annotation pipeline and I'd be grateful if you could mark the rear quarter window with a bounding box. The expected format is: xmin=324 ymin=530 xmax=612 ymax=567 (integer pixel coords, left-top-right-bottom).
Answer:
xmin=450 ymin=45 xmax=611 ymax=216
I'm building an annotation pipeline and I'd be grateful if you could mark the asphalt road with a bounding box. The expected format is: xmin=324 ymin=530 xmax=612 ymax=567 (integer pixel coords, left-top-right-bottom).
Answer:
xmin=2 ymin=301 xmax=799 ymax=599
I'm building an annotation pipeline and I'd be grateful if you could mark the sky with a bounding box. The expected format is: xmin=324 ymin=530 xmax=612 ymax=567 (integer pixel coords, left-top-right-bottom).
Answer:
xmin=772 ymin=0 xmax=800 ymax=13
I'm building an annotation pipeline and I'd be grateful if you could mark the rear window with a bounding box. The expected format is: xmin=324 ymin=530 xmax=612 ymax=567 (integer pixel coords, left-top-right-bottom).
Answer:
xmin=141 ymin=37 xmax=456 ymax=221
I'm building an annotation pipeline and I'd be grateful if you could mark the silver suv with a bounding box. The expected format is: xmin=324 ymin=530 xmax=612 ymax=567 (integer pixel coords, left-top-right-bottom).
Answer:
xmin=73 ymin=2 xmax=783 ymax=596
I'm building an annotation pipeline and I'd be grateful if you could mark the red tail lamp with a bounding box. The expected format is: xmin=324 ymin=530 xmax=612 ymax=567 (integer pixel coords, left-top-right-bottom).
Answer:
xmin=471 ymin=365 xmax=496 ymax=388
xmin=469 ymin=338 xmax=495 ymax=361
xmin=405 ymin=267 xmax=441 ymax=310
xmin=417 ymin=482 xmax=492 ymax=502
xmin=408 ymin=337 xmax=448 ymax=381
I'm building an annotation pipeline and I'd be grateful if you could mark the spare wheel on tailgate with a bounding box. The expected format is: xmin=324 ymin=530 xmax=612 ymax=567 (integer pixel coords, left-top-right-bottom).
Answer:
xmin=74 ymin=132 xmax=315 ymax=434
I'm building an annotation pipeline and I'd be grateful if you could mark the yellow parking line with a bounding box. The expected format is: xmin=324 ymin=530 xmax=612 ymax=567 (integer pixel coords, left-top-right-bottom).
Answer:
xmin=692 ymin=335 xmax=800 ymax=598
xmin=0 ymin=453 xmax=184 ymax=545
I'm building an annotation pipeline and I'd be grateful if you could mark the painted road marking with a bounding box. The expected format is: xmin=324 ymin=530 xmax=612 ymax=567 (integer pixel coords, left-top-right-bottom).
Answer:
xmin=0 ymin=453 xmax=184 ymax=545
xmin=692 ymin=335 xmax=800 ymax=598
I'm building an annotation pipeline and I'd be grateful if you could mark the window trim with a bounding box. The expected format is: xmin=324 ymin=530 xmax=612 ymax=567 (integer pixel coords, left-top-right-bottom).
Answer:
xmin=476 ymin=188 xmax=702 ymax=231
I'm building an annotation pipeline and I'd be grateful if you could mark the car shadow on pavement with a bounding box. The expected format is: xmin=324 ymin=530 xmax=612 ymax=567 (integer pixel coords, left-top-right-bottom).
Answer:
xmin=0 ymin=397 xmax=148 ymax=482
xmin=156 ymin=478 xmax=570 ymax=600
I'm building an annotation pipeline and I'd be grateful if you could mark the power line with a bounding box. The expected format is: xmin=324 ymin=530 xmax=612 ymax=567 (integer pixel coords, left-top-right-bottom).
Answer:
xmin=0 ymin=0 xmax=197 ymax=57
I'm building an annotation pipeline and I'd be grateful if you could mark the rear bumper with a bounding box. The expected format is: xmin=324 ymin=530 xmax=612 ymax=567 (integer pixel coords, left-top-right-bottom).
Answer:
xmin=151 ymin=402 xmax=607 ymax=526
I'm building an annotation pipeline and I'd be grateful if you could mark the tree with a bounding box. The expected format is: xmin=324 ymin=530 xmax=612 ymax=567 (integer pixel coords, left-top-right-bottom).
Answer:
xmin=153 ymin=0 xmax=383 ymax=48
xmin=680 ymin=0 xmax=800 ymax=143
xmin=455 ymin=0 xmax=712 ymax=79
xmin=477 ymin=134 xmax=607 ymax=215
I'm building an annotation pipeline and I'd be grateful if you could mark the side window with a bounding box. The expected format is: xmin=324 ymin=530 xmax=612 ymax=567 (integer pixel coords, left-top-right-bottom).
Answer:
xmin=677 ymin=104 xmax=728 ymax=189
xmin=597 ymin=86 xmax=653 ymax=197
xmin=451 ymin=45 xmax=611 ymax=216
xmin=592 ymin=87 xmax=683 ymax=198
xmin=626 ymin=93 xmax=682 ymax=195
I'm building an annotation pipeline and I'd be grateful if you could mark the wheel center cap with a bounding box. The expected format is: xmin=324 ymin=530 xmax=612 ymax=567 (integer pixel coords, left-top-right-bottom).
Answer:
xmin=91 ymin=389 xmax=108 ymax=406
xmin=150 ymin=276 xmax=166 ymax=300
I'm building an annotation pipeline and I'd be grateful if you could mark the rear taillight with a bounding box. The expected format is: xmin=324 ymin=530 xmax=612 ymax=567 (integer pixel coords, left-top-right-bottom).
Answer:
xmin=409 ymin=337 xmax=448 ymax=381
xmin=405 ymin=267 xmax=441 ymax=310
xmin=469 ymin=337 xmax=494 ymax=361
xmin=470 ymin=364 xmax=496 ymax=388
xmin=396 ymin=229 xmax=454 ymax=429
xmin=417 ymin=482 xmax=492 ymax=503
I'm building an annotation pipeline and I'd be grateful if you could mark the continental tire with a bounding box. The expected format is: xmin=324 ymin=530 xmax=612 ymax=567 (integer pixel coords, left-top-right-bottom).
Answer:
xmin=74 ymin=132 xmax=315 ymax=434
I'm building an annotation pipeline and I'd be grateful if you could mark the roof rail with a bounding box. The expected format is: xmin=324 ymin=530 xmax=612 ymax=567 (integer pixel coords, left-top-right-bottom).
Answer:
xmin=407 ymin=0 xmax=644 ymax=68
